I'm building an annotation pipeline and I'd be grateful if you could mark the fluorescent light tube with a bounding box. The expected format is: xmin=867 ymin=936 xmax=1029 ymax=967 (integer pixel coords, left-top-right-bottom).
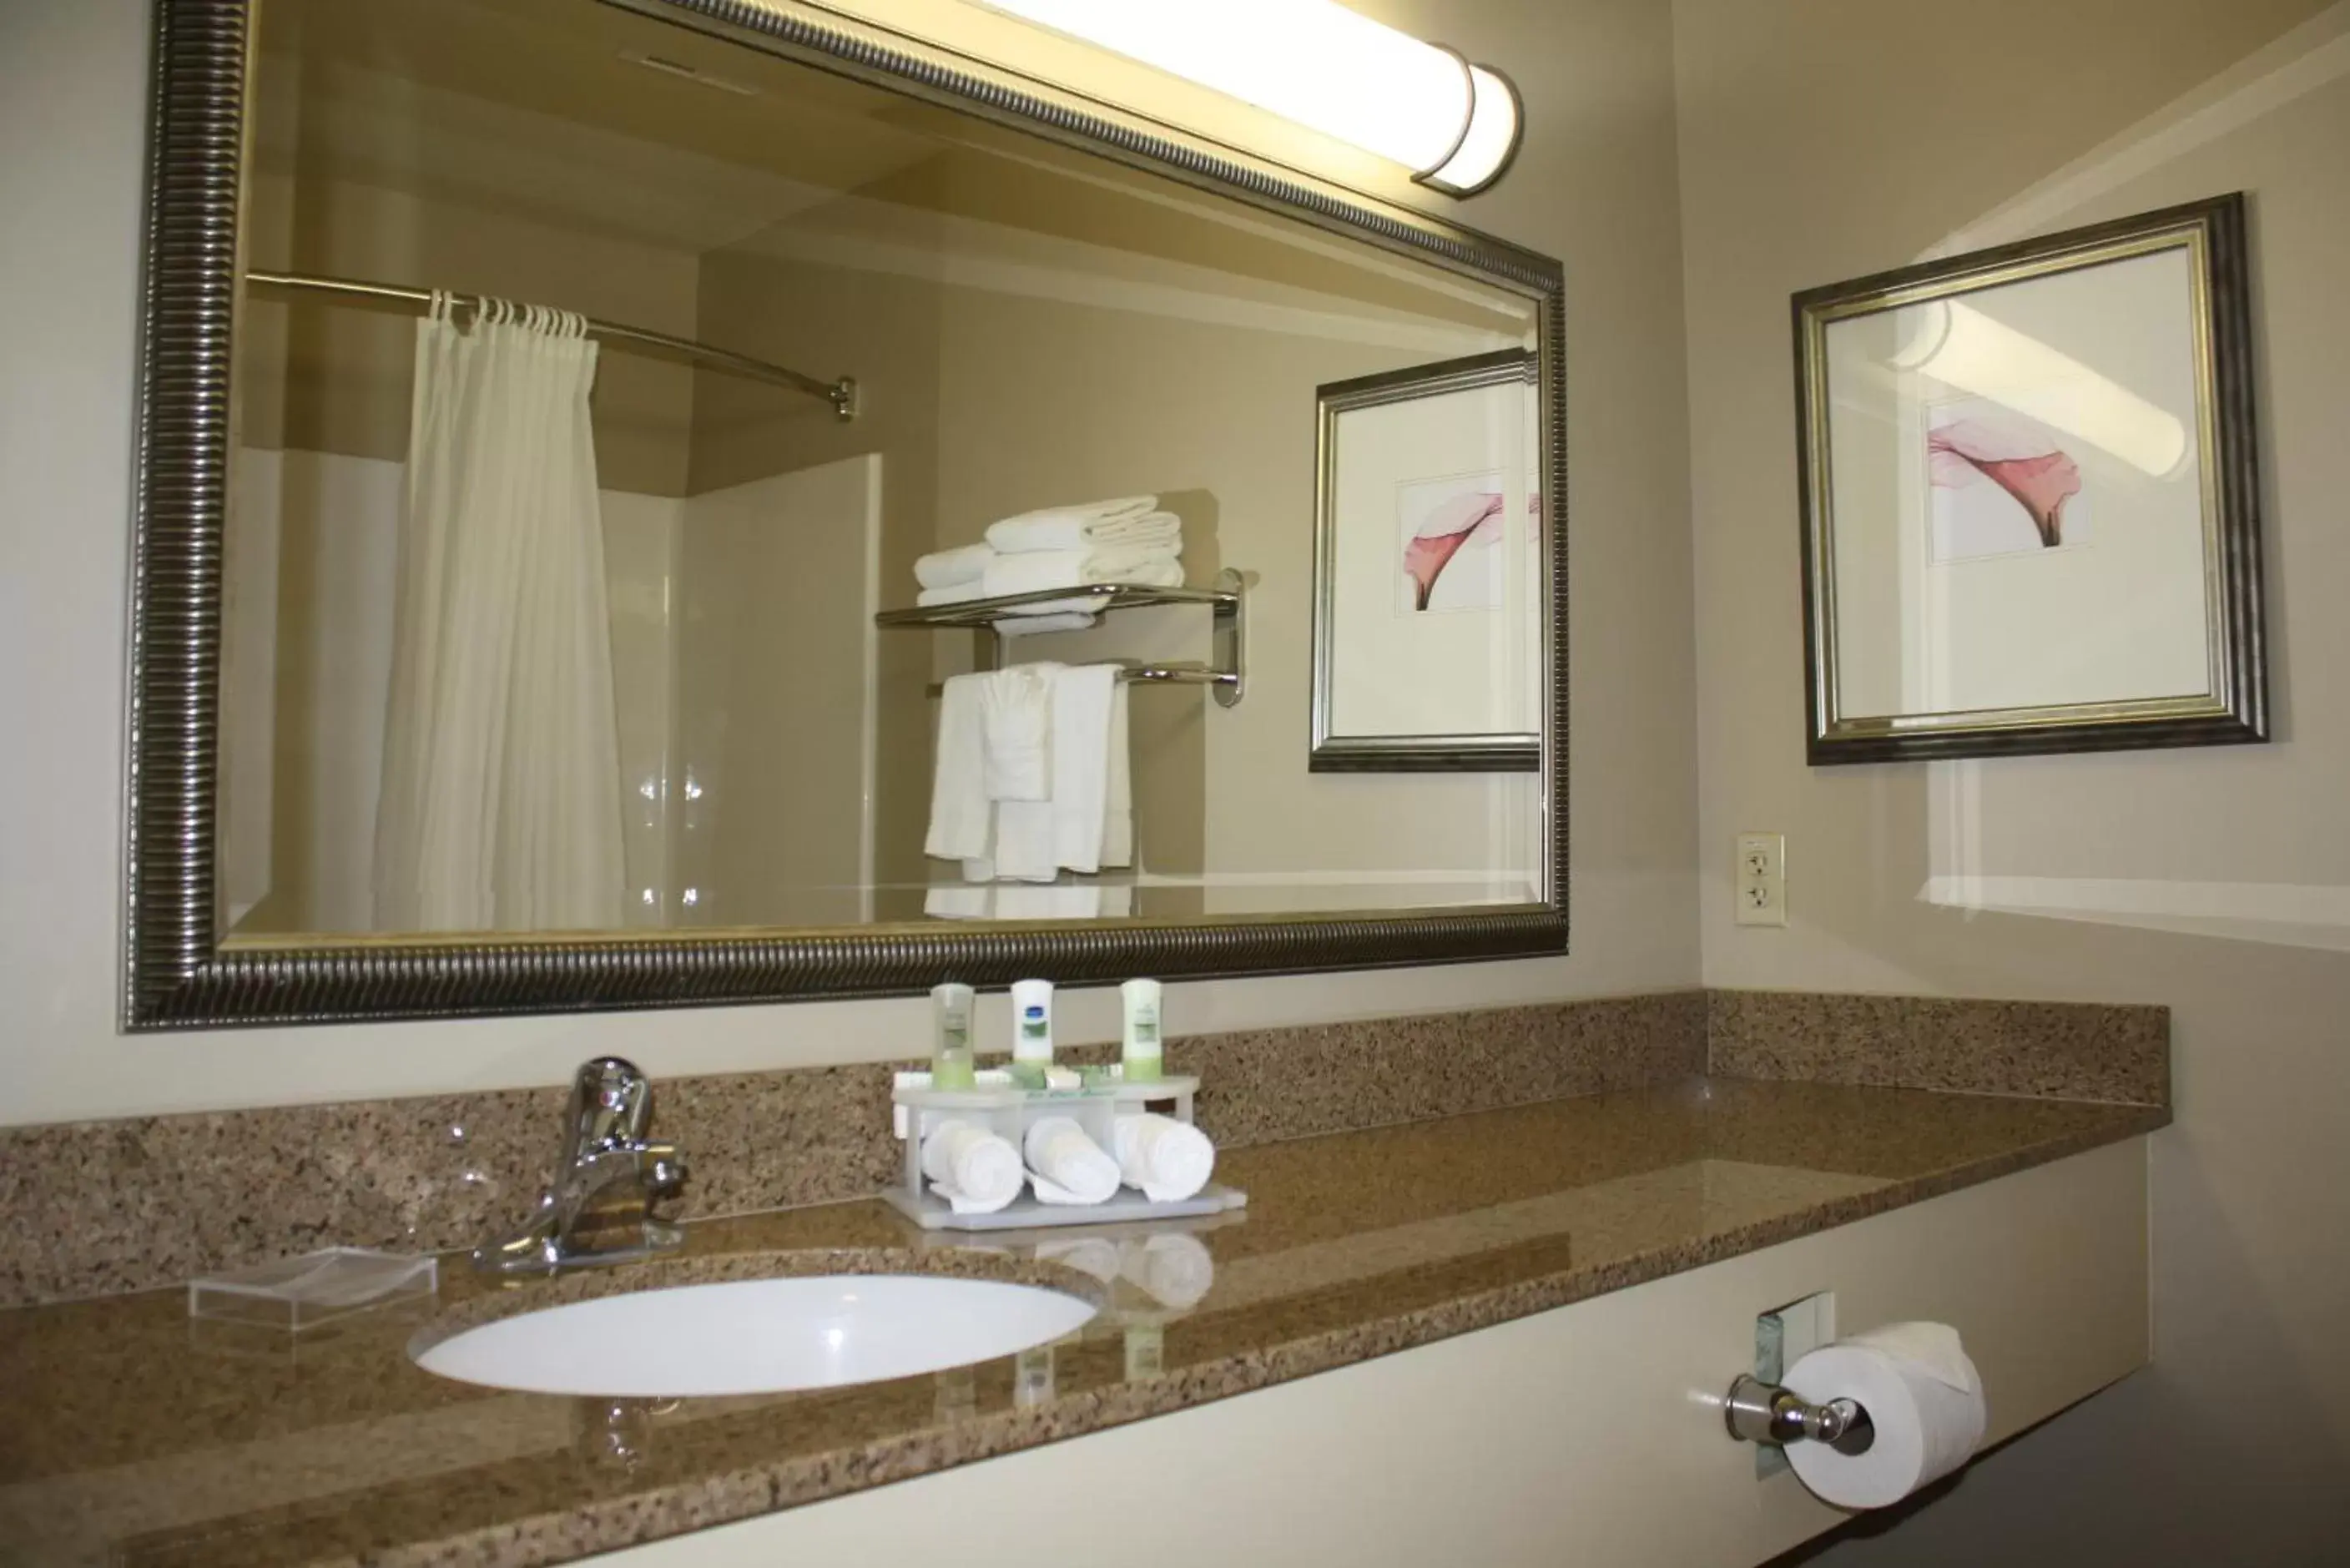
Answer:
xmin=973 ymin=0 xmax=1523 ymax=194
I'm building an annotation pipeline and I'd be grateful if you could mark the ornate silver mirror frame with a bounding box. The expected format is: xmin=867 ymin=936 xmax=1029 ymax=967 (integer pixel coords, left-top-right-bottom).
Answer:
xmin=124 ymin=0 xmax=1570 ymax=1027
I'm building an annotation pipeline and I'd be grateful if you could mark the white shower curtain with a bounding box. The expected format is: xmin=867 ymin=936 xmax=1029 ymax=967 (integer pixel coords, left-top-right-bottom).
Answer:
xmin=373 ymin=294 xmax=625 ymax=932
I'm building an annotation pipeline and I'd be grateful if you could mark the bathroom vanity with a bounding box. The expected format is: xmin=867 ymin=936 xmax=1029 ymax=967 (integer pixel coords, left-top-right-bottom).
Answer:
xmin=0 ymin=1076 xmax=2158 ymax=1566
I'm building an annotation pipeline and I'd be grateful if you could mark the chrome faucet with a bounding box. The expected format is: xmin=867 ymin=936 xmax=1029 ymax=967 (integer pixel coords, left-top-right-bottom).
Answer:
xmin=474 ymin=1057 xmax=689 ymax=1276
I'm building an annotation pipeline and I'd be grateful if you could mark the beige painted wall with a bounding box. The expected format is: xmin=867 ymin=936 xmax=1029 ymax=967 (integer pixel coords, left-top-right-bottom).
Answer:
xmin=1674 ymin=3 xmax=2350 ymax=1560
xmin=0 ymin=0 xmax=1695 ymax=1124
xmin=239 ymin=171 xmax=702 ymax=498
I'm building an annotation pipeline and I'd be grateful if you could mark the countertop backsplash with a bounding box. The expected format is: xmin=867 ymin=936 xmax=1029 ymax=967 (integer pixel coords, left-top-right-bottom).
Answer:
xmin=0 ymin=988 xmax=2169 ymax=1309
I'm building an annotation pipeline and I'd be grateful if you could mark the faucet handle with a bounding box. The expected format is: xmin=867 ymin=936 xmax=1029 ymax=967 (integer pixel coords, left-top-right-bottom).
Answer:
xmin=563 ymin=1056 xmax=656 ymax=1162
xmin=638 ymin=1142 xmax=688 ymax=1194
xmin=474 ymin=1061 xmax=688 ymax=1277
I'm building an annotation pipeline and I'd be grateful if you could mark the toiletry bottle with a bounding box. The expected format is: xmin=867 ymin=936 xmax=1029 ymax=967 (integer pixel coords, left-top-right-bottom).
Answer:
xmin=930 ymin=982 xmax=976 ymax=1090
xmin=1120 ymin=977 xmax=1163 ymax=1082
xmin=1010 ymin=978 xmax=1055 ymax=1089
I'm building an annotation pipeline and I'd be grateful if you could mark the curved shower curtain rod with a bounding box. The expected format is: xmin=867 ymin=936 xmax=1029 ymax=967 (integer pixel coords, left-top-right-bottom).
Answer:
xmin=245 ymin=268 xmax=859 ymax=422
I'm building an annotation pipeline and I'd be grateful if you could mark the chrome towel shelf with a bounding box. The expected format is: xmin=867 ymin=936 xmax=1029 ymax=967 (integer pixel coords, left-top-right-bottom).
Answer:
xmin=878 ymin=567 xmax=1246 ymax=708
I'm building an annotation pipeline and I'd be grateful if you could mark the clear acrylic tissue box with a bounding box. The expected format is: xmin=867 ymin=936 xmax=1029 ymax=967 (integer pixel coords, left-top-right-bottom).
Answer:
xmin=188 ymin=1248 xmax=439 ymax=1334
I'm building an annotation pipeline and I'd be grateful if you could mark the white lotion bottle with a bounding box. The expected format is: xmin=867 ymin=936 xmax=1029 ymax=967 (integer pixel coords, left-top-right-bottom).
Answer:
xmin=1010 ymin=978 xmax=1055 ymax=1089
xmin=1121 ymin=977 xmax=1164 ymax=1082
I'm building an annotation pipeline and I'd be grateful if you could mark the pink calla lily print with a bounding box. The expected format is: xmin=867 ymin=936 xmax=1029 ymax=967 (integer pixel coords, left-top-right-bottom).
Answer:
xmin=1397 ymin=471 xmax=1509 ymax=613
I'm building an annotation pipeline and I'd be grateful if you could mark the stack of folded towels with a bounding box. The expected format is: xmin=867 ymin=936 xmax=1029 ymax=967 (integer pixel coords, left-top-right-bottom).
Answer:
xmin=914 ymin=495 xmax=1184 ymax=634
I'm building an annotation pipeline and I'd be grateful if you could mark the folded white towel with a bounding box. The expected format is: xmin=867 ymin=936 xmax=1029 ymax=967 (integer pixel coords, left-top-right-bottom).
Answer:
xmin=916 ymin=580 xmax=989 ymax=608
xmin=914 ymin=542 xmax=993 ymax=590
xmin=1111 ymin=1113 xmax=1215 ymax=1202
xmin=985 ymin=496 xmax=1158 ymax=553
xmin=990 ymin=508 xmax=1182 ymax=555
xmin=924 ymin=673 xmax=992 ymax=862
xmin=980 ymin=665 xmax=1055 ymax=802
xmin=1120 ymin=1233 xmax=1214 ymax=1310
xmin=1048 ymin=663 xmax=1117 ymax=876
xmin=1024 ymin=1116 xmax=1121 ymax=1205
xmin=1102 ymin=679 xmax=1132 ymax=869
xmin=982 ymin=549 xmax=1183 ymax=599
xmin=920 ymin=1118 xmax=1025 ymax=1214
xmin=996 ymin=612 xmax=1099 ymax=638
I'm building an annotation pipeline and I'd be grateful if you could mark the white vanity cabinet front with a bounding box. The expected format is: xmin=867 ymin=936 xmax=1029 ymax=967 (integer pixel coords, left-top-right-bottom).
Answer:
xmin=598 ymin=1137 xmax=2149 ymax=1567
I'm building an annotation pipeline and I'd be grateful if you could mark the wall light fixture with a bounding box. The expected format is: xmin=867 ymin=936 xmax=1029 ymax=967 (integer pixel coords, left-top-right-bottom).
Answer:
xmin=972 ymin=0 xmax=1524 ymax=195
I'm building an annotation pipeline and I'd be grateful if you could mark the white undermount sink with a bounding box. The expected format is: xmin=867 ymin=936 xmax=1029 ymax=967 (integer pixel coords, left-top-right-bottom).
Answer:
xmin=413 ymin=1274 xmax=1098 ymax=1397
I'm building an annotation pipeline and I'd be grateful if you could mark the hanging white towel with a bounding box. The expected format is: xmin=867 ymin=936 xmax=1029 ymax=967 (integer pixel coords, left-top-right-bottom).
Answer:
xmin=990 ymin=800 xmax=1060 ymax=882
xmin=1102 ymin=678 xmax=1132 ymax=869
xmin=922 ymin=885 xmax=993 ymax=919
xmin=925 ymin=882 xmax=1132 ymax=919
xmin=916 ymin=580 xmax=989 ymax=608
xmin=993 ymin=884 xmax=1107 ymax=920
xmin=983 ymin=549 xmax=1183 ymax=599
xmin=925 ymin=673 xmax=993 ymax=862
xmin=986 ymin=496 xmax=1158 ymax=552
xmin=1048 ymin=663 xmax=1117 ymax=875
xmin=980 ymin=664 xmax=1056 ymax=802
xmin=914 ymin=542 xmax=992 ymax=590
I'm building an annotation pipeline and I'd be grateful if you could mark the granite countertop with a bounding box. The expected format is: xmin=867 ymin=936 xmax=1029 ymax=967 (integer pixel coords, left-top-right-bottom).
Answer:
xmin=0 ymin=1078 xmax=2164 ymax=1567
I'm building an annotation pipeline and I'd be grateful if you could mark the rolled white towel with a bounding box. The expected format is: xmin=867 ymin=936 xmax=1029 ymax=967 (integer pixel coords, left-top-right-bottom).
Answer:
xmin=920 ymin=1118 xmax=1024 ymax=1214
xmin=915 ymin=542 xmax=993 ymax=590
xmin=982 ymin=550 xmax=1183 ymax=600
xmin=1035 ymin=1235 xmax=1124 ymax=1284
xmin=1110 ymin=1113 xmax=1215 ymax=1202
xmin=986 ymin=497 xmax=1160 ymax=552
xmin=1024 ymin=1116 xmax=1121 ymax=1205
xmin=916 ymin=580 xmax=989 ymax=608
xmin=1120 ymin=1233 xmax=1214 ymax=1310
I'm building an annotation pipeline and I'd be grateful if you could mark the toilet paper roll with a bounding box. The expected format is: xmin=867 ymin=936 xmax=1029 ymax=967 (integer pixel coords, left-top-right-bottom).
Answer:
xmin=1783 ymin=1323 xmax=1987 ymax=1510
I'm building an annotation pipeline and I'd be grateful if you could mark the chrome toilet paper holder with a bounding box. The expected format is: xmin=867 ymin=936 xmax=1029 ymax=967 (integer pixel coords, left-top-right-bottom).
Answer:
xmin=1723 ymin=1374 xmax=1876 ymax=1454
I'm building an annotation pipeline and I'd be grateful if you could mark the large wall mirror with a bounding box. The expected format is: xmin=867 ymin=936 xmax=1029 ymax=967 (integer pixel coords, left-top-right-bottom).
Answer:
xmin=127 ymin=0 xmax=1567 ymax=1025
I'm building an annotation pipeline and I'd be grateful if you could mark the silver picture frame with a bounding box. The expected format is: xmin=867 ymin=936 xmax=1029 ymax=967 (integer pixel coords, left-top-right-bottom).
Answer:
xmin=124 ymin=0 xmax=1571 ymax=1027
xmin=1310 ymin=350 xmax=1544 ymax=772
xmin=1793 ymin=193 xmax=2266 ymax=764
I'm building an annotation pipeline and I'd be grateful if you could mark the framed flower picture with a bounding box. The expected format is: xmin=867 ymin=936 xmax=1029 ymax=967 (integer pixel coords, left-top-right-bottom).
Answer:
xmin=1310 ymin=350 xmax=1544 ymax=772
xmin=1794 ymin=192 xmax=2267 ymax=764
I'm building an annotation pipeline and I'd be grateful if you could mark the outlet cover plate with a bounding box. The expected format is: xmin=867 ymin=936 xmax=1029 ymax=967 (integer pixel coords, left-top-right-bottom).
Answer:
xmin=1736 ymin=831 xmax=1786 ymax=927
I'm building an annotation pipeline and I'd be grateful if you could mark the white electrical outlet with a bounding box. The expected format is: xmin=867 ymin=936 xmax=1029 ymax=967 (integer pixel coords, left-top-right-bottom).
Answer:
xmin=1735 ymin=831 xmax=1786 ymax=927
